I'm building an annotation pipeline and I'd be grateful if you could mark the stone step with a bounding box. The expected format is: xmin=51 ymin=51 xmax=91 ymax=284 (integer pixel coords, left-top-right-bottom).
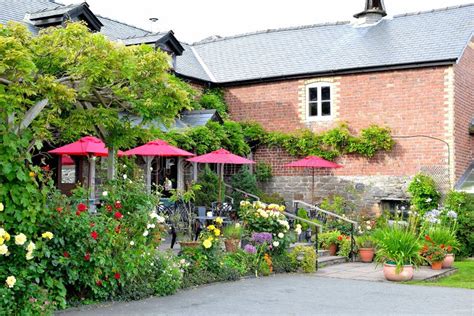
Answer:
xmin=317 ymin=256 xmax=347 ymax=268
xmin=318 ymin=249 xmax=330 ymax=257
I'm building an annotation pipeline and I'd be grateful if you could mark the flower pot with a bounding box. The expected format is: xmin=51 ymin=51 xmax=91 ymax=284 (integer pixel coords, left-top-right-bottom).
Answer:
xmin=224 ymin=239 xmax=240 ymax=253
xmin=431 ymin=261 xmax=443 ymax=270
xmin=442 ymin=254 xmax=455 ymax=269
xmin=179 ymin=241 xmax=200 ymax=249
xmin=383 ymin=263 xmax=414 ymax=282
xmin=328 ymin=243 xmax=338 ymax=256
xmin=358 ymin=248 xmax=375 ymax=263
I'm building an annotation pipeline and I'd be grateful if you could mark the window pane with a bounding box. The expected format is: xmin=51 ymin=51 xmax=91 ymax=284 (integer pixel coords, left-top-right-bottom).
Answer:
xmin=309 ymin=102 xmax=318 ymax=116
xmin=61 ymin=155 xmax=76 ymax=184
xmin=322 ymin=101 xmax=331 ymax=116
xmin=309 ymin=88 xmax=318 ymax=102
xmin=322 ymin=86 xmax=331 ymax=100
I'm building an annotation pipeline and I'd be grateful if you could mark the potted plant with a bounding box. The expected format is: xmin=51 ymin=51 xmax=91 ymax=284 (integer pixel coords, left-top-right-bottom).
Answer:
xmin=422 ymin=243 xmax=447 ymax=270
xmin=356 ymin=235 xmax=376 ymax=263
xmin=373 ymin=225 xmax=423 ymax=281
xmin=424 ymin=226 xmax=459 ymax=269
xmin=223 ymin=223 xmax=243 ymax=252
xmin=319 ymin=230 xmax=340 ymax=256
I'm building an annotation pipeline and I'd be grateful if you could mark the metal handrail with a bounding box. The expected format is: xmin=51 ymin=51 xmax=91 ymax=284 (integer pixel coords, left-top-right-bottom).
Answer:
xmin=293 ymin=200 xmax=358 ymax=226
xmin=224 ymin=183 xmax=260 ymax=201
xmin=283 ymin=211 xmax=323 ymax=232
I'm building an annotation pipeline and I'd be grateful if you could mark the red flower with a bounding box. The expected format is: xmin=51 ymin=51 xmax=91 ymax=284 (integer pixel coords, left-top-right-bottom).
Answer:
xmin=76 ymin=211 xmax=82 ymax=216
xmin=63 ymin=251 xmax=70 ymax=258
xmin=337 ymin=235 xmax=343 ymax=241
xmin=440 ymin=244 xmax=445 ymax=249
xmin=84 ymin=252 xmax=91 ymax=261
xmin=56 ymin=207 xmax=63 ymax=213
xmin=115 ymin=225 xmax=121 ymax=234
xmin=91 ymin=231 xmax=98 ymax=240
xmin=96 ymin=280 xmax=103 ymax=287
xmin=90 ymin=222 xmax=95 ymax=228
xmin=41 ymin=165 xmax=50 ymax=172
xmin=346 ymin=236 xmax=350 ymax=240
xmin=114 ymin=201 xmax=122 ymax=209
xmin=447 ymin=246 xmax=453 ymax=252
xmin=114 ymin=273 xmax=121 ymax=280
xmin=114 ymin=211 xmax=123 ymax=220
xmin=106 ymin=205 xmax=113 ymax=212
xmin=77 ymin=203 xmax=87 ymax=212
xmin=425 ymin=235 xmax=432 ymax=242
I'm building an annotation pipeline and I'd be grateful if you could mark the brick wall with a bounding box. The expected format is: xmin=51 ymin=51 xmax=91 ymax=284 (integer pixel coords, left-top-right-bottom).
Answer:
xmin=226 ymin=66 xmax=452 ymax=182
xmin=453 ymin=38 xmax=474 ymax=181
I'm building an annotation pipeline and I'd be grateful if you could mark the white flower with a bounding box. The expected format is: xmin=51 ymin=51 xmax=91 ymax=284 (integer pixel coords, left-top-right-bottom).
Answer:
xmin=5 ymin=276 xmax=16 ymax=288
xmin=0 ymin=203 xmax=4 ymax=212
xmin=102 ymin=191 xmax=108 ymax=197
xmin=206 ymin=211 xmax=213 ymax=217
xmin=26 ymin=251 xmax=34 ymax=260
xmin=147 ymin=223 xmax=156 ymax=229
xmin=130 ymin=241 xmax=135 ymax=246
xmin=426 ymin=198 xmax=432 ymax=203
xmin=129 ymin=180 xmax=133 ymax=184
xmin=272 ymin=241 xmax=280 ymax=247
xmin=14 ymin=233 xmax=27 ymax=246
xmin=235 ymin=223 xmax=241 ymax=228
xmin=150 ymin=212 xmax=158 ymax=219
xmin=366 ymin=226 xmax=371 ymax=230
xmin=278 ymin=233 xmax=284 ymax=239
xmin=150 ymin=262 xmax=154 ymax=266
xmin=143 ymin=230 xmax=149 ymax=237
xmin=401 ymin=206 xmax=406 ymax=211
xmin=180 ymin=259 xmax=186 ymax=265
xmin=156 ymin=216 xmax=165 ymax=223
xmin=122 ymin=174 xmax=127 ymax=180
xmin=0 ymin=228 xmax=5 ymax=237
xmin=26 ymin=242 xmax=35 ymax=252
xmin=0 ymin=244 xmax=8 ymax=255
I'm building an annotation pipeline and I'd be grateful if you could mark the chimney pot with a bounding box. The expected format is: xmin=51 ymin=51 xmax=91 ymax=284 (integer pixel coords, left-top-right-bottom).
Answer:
xmin=354 ymin=0 xmax=387 ymax=21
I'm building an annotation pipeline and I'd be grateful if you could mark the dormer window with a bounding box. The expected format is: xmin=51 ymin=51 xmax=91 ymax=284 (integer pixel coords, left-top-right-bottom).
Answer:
xmin=306 ymin=83 xmax=332 ymax=121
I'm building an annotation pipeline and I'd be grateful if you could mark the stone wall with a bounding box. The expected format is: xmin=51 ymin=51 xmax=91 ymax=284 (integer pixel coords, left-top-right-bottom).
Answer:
xmin=261 ymin=175 xmax=411 ymax=214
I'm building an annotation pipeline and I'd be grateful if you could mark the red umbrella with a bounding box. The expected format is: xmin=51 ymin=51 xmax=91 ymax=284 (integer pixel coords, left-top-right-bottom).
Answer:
xmin=49 ymin=136 xmax=121 ymax=212
xmin=123 ymin=139 xmax=195 ymax=193
xmin=61 ymin=155 xmax=75 ymax=166
xmin=285 ymin=156 xmax=342 ymax=203
xmin=187 ymin=149 xmax=255 ymax=202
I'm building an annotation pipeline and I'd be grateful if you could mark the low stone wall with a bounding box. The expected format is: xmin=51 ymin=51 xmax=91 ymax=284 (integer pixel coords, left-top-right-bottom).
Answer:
xmin=260 ymin=175 xmax=411 ymax=214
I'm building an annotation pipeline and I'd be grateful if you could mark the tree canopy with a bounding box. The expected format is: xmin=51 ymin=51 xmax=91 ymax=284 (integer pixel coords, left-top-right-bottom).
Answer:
xmin=0 ymin=22 xmax=193 ymax=150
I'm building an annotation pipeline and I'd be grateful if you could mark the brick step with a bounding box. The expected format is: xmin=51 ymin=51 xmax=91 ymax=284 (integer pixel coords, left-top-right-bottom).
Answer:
xmin=318 ymin=256 xmax=347 ymax=268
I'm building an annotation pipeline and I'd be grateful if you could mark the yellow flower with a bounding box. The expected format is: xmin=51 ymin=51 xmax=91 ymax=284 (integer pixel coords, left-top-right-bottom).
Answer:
xmin=0 ymin=244 xmax=8 ymax=255
xmin=0 ymin=237 xmax=3 ymax=245
xmin=29 ymin=171 xmax=35 ymax=177
xmin=214 ymin=229 xmax=221 ymax=237
xmin=6 ymin=276 xmax=16 ymax=288
xmin=14 ymin=233 xmax=27 ymax=246
xmin=4 ymin=232 xmax=10 ymax=241
xmin=207 ymin=225 xmax=216 ymax=231
xmin=215 ymin=217 xmax=223 ymax=225
xmin=279 ymin=205 xmax=286 ymax=212
xmin=0 ymin=202 xmax=3 ymax=212
xmin=202 ymin=239 xmax=212 ymax=249
xmin=41 ymin=232 xmax=54 ymax=240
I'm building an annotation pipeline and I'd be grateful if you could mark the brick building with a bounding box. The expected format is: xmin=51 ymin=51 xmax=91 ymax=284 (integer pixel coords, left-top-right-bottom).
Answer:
xmin=2 ymin=0 xmax=473 ymax=212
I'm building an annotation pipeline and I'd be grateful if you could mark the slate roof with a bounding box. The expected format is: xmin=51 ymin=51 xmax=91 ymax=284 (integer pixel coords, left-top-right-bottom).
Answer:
xmin=1 ymin=0 xmax=473 ymax=84
xmin=177 ymin=4 xmax=474 ymax=83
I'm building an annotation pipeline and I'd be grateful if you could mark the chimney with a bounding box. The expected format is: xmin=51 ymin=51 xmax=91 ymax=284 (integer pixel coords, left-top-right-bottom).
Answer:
xmin=354 ymin=0 xmax=387 ymax=24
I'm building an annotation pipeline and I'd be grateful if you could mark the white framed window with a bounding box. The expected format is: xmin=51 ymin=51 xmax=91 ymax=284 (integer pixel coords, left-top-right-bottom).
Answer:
xmin=306 ymin=83 xmax=332 ymax=121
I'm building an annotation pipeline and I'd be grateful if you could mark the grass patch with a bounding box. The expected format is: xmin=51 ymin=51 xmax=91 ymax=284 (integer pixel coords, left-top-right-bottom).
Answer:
xmin=408 ymin=260 xmax=474 ymax=289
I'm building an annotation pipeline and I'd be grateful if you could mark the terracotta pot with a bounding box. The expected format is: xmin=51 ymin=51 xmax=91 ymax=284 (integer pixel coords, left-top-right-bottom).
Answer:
xmin=179 ymin=241 xmax=200 ymax=249
xmin=431 ymin=261 xmax=443 ymax=270
xmin=383 ymin=263 xmax=414 ymax=282
xmin=224 ymin=239 xmax=240 ymax=253
xmin=328 ymin=243 xmax=338 ymax=256
xmin=442 ymin=254 xmax=455 ymax=269
xmin=359 ymin=248 xmax=375 ymax=263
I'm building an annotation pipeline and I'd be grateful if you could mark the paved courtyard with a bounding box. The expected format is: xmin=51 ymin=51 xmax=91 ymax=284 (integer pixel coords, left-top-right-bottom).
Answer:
xmin=59 ymin=274 xmax=473 ymax=315
xmin=318 ymin=262 xmax=457 ymax=282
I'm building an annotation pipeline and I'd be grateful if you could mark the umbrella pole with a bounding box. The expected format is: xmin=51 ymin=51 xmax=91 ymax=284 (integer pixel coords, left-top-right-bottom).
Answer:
xmin=312 ymin=168 xmax=315 ymax=205
xmin=88 ymin=155 xmax=96 ymax=213
xmin=145 ymin=156 xmax=152 ymax=194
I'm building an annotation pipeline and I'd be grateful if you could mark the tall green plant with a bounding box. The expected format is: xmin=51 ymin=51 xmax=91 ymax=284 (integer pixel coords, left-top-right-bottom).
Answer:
xmin=407 ymin=173 xmax=441 ymax=215
xmin=444 ymin=191 xmax=474 ymax=257
xmin=194 ymin=167 xmax=219 ymax=208
xmin=230 ymin=166 xmax=259 ymax=207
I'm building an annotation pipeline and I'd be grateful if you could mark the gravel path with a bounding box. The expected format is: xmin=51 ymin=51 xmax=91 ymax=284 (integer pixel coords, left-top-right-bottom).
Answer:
xmin=58 ymin=274 xmax=474 ymax=315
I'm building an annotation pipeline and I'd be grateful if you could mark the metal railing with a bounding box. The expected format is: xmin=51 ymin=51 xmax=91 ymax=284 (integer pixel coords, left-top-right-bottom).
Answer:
xmin=293 ymin=200 xmax=358 ymax=261
xmin=224 ymin=183 xmax=260 ymax=201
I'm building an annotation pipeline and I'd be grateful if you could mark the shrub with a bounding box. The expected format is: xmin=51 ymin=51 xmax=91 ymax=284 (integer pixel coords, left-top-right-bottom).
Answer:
xmin=289 ymin=246 xmax=317 ymax=273
xmin=198 ymin=88 xmax=228 ymax=118
xmin=231 ymin=166 xmax=258 ymax=207
xmin=444 ymin=191 xmax=474 ymax=257
xmin=318 ymin=231 xmax=341 ymax=249
xmin=255 ymin=162 xmax=273 ymax=182
xmin=223 ymin=224 xmax=243 ymax=240
xmin=271 ymin=252 xmax=298 ymax=273
xmin=407 ymin=173 xmax=441 ymax=215
xmin=194 ymin=166 xmax=219 ymax=208
xmin=152 ymin=253 xmax=184 ymax=296
xmin=355 ymin=235 xmax=376 ymax=249
xmin=259 ymin=192 xmax=285 ymax=205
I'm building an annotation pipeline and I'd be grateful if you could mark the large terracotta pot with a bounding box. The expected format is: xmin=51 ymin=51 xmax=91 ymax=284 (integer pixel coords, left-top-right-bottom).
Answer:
xmin=225 ymin=239 xmax=240 ymax=253
xmin=442 ymin=254 xmax=455 ymax=268
xmin=328 ymin=243 xmax=338 ymax=256
xmin=383 ymin=263 xmax=414 ymax=282
xmin=431 ymin=261 xmax=443 ymax=270
xmin=359 ymin=248 xmax=375 ymax=263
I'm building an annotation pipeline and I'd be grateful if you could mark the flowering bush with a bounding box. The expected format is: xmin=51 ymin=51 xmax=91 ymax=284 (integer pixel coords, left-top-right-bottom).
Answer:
xmin=199 ymin=218 xmax=223 ymax=250
xmin=407 ymin=173 xmax=441 ymax=215
xmin=420 ymin=236 xmax=447 ymax=264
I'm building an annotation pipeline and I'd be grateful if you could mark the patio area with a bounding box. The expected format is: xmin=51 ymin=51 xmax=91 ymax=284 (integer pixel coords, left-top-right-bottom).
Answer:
xmin=317 ymin=262 xmax=457 ymax=282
